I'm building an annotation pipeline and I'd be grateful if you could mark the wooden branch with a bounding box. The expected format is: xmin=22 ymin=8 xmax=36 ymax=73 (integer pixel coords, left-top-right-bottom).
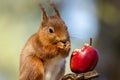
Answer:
xmin=62 ymin=70 xmax=100 ymax=80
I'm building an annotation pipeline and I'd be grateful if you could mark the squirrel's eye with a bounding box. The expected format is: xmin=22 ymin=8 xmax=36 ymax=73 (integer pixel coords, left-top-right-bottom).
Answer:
xmin=48 ymin=27 xmax=54 ymax=33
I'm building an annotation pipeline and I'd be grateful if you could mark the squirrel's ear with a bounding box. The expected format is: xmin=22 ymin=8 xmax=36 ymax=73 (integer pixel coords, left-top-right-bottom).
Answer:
xmin=39 ymin=4 xmax=48 ymax=22
xmin=50 ymin=3 xmax=61 ymax=18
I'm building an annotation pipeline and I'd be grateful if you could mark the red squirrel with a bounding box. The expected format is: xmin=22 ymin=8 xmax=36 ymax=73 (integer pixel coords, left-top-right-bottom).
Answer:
xmin=19 ymin=3 xmax=71 ymax=80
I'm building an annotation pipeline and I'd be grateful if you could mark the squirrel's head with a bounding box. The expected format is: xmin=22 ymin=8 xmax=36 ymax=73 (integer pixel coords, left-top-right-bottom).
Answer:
xmin=38 ymin=4 xmax=70 ymax=46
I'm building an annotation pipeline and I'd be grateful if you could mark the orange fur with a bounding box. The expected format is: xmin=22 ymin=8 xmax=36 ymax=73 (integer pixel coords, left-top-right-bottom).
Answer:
xmin=19 ymin=4 xmax=70 ymax=80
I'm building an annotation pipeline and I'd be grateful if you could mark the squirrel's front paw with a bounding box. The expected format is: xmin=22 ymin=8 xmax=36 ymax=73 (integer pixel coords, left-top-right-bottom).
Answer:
xmin=57 ymin=41 xmax=70 ymax=50
xmin=57 ymin=42 xmax=65 ymax=49
xmin=65 ymin=41 xmax=70 ymax=51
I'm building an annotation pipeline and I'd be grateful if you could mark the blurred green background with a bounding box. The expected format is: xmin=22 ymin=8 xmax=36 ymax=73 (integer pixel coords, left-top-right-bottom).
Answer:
xmin=0 ymin=0 xmax=41 ymax=80
xmin=0 ymin=0 xmax=120 ymax=80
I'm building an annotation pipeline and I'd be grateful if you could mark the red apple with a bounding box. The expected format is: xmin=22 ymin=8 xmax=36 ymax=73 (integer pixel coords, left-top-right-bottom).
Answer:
xmin=70 ymin=38 xmax=99 ymax=73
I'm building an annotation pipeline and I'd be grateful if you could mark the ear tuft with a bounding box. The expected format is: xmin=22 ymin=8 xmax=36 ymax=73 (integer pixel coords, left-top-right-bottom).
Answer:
xmin=39 ymin=3 xmax=48 ymax=22
xmin=49 ymin=3 xmax=61 ymax=18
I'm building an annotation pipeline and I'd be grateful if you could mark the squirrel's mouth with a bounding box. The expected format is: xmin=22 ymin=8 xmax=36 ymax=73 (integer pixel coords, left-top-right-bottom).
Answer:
xmin=51 ymin=40 xmax=59 ymax=44
xmin=53 ymin=41 xmax=68 ymax=48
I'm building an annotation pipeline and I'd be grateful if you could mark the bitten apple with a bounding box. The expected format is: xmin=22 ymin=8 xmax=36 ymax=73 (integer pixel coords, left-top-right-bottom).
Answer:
xmin=70 ymin=38 xmax=99 ymax=73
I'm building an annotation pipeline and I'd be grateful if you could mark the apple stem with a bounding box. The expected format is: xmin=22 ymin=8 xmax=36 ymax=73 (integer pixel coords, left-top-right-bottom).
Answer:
xmin=90 ymin=38 xmax=92 ymax=46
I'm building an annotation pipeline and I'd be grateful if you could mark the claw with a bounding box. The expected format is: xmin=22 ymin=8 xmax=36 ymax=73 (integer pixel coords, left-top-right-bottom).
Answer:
xmin=57 ymin=42 xmax=65 ymax=49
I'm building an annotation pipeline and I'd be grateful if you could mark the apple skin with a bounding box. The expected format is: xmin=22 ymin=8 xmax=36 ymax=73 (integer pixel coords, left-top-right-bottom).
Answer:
xmin=70 ymin=44 xmax=99 ymax=73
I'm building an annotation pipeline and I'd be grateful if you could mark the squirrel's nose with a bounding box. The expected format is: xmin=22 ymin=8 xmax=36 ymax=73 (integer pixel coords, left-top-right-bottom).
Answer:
xmin=62 ymin=41 xmax=66 ymax=44
xmin=61 ymin=40 xmax=67 ymax=46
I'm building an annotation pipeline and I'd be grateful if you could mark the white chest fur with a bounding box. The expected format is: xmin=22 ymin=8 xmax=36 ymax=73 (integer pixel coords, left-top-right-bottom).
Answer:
xmin=44 ymin=56 xmax=65 ymax=80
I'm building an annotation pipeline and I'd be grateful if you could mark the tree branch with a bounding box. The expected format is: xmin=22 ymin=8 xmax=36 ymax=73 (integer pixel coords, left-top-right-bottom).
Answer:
xmin=62 ymin=70 xmax=100 ymax=80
